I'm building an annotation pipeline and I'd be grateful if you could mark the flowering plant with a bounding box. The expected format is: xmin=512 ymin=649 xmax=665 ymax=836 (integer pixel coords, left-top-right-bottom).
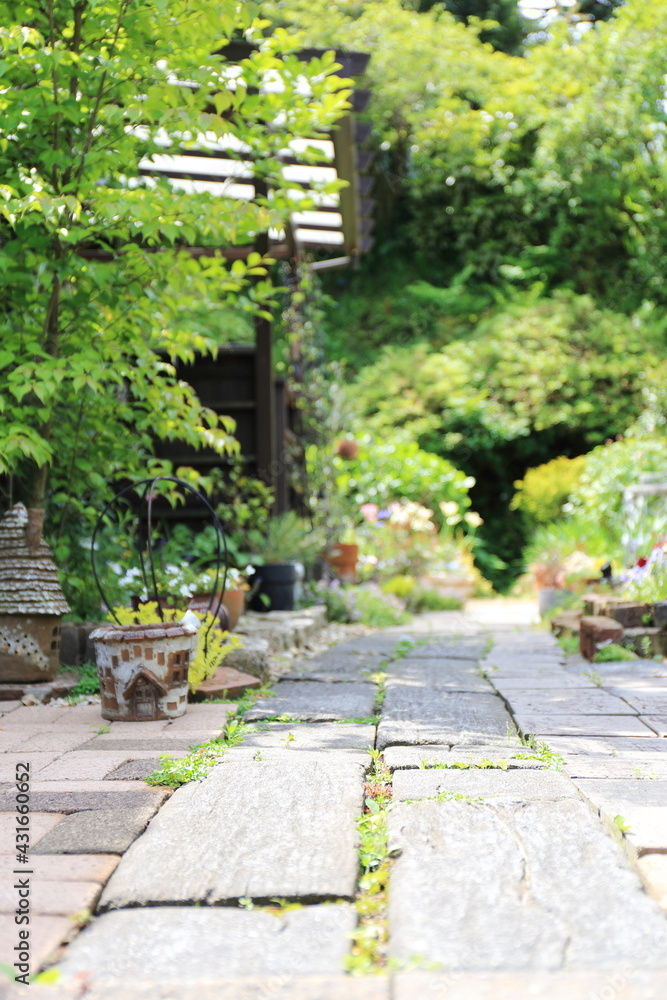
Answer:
xmin=108 ymin=561 xmax=253 ymax=604
xmin=620 ymin=541 xmax=667 ymax=602
xmin=356 ymin=501 xmax=436 ymax=578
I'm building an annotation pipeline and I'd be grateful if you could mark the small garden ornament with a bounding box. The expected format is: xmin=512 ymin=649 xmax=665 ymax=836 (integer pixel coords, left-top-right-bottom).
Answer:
xmin=0 ymin=504 xmax=70 ymax=682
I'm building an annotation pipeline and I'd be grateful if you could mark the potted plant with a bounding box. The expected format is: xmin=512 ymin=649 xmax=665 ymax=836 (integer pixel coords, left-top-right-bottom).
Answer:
xmin=325 ymin=525 xmax=360 ymax=583
xmin=248 ymin=512 xmax=323 ymax=611
xmin=188 ymin=566 xmax=251 ymax=630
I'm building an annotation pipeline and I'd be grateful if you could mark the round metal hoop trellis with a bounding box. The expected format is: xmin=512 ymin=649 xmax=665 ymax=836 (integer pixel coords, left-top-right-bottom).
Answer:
xmin=91 ymin=476 xmax=228 ymax=652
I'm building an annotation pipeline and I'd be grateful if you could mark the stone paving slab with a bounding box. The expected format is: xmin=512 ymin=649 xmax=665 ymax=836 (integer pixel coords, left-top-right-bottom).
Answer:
xmin=282 ymin=667 xmax=375 ymax=682
xmin=574 ymin=778 xmax=667 ymax=853
xmin=606 ymin=676 xmax=667 ymax=692
xmin=8 ymin=979 xmax=391 ymax=1000
xmin=392 ymin=768 xmax=576 ymax=801
xmin=100 ymin=755 xmax=365 ymax=907
xmin=507 ymin=690 xmax=637 ymax=715
xmin=222 ymin=747 xmax=371 ymax=769
xmin=392 ymin=971 xmax=667 ymax=1000
xmin=333 ymin=635 xmax=412 ymax=656
xmin=0 ymin=783 xmax=170 ymax=814
xmin=287 ymin=647 xmax=385 ymax=677
xmin=406 ymin=640 xmax=489 ymax=660
xmin=244 ymin=680 xmax=376 ymax=722
xmin=643 ymin=716 xmax=667 ymax=737
xmin=385 ymin=659 xmax=492 ymax=693
xmin=240 ymin=722 xmax=375 ymax=752
xmin=515 ymin=713 xmax=656 ymax=738
xmin=548 ymin=735 xmax=667 ymax=756
xmin=569 ymin=666 xmax=667 ymax=685
xmin=492 ymin=672 xmax=596 ymax=690
xmin=638 ymin=854 xmax=667 ymax=910
xmin=388 ymin=797 xmax=667 ymax=971
xmin=0 ymin=811 xmax=65 ymax=852
xmin=614 ymin=696 xmax=667 ymax=714
xmin=482 ymin=661 xmax=567 ymax=678
xmin=564 ymin=756 xmax=667 ymax=780
xmin=32 ymin=806 xmax=160 ymax=855
xmin=0 ymin=913 xmax=74 ymax=973
xmin=382 ymin=743 xmax=544 ymax=770
xmin=55 ymin=905 xmax=357 ymax=982
xmin=378 ymin=689 xmax=513 ymax=750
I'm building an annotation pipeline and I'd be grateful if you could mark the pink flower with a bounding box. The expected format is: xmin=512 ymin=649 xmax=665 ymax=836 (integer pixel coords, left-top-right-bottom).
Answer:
xmin=360 ymin=503 xmax=379 ymax=523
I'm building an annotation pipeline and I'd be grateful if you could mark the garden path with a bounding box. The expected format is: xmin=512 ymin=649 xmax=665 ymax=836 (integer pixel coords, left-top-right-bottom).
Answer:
xmin=3 ymin=605 xmax=667 ymax=999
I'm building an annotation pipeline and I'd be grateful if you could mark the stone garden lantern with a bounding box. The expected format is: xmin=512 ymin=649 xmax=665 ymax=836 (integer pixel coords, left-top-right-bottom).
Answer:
xmin=0 ymin=504 xmax=70 ymax=682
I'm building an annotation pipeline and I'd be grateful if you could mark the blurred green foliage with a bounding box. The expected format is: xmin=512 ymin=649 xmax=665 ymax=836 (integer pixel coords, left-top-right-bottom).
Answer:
xmin=333 ymin=435 xmax=475 ymax=523
xmin=511 ymin=456 xmax=587 ymax=527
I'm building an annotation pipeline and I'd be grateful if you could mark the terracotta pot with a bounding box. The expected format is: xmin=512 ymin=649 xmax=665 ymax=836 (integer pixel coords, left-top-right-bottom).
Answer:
xmin=221 ymin=588 xmax=245 ymax=630
xmin=187 ymin=593 xmax=231 ymax=631
xmin=336 ymin=438 xmax=359 ymax=460
xmin=326 ymin=543 xmax=359 ymax=583
xmin=90 ymin=621 xmax=198 ymax=721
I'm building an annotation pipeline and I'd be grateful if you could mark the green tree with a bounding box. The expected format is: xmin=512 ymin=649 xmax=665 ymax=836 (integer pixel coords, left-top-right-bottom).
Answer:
xmin=0 ymin=0 xmax=350 ymax=524
xmin=417 ymin=0 xmax=528 ymax=54
xmin=409 ymin=3 xmax=667 ymax=304
xmin=351 ymin=292 xmax=665 ymax=586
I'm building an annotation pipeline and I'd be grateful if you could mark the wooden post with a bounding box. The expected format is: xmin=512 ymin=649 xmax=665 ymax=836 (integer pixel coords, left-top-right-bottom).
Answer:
xmin=253 ymin=188 xmax=277 ymax=508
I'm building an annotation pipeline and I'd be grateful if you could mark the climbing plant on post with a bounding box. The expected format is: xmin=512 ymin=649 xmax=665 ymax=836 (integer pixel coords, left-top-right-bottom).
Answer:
xmin=0 ymin=1 xmax=350 ymax=523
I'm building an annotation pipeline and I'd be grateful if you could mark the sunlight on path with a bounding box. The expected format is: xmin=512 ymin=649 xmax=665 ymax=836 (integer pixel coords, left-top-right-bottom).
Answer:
xmin=466 ymin=598 xmax=540 ymax=627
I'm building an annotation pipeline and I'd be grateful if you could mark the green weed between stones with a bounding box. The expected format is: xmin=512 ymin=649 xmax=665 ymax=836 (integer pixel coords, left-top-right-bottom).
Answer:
xmin=66 ymin=661 xmax=100 ymax=699
xmin=392 ymin=638 xmax=422 ymax=659
xmin=371 ymin=671 xmax=387 ymax=713
xmin=513 ymin=738 xmax=565 ymax=771
xmin=345 ymin=748 xmax=393 ymax=975
xmin=595 ymin=642 xmax=638 ymax=663
xmin=613 ymin=814 xmax=632 ymax=834
xmin=507 ymin=725 xmax=565 ymax=770
xmin=557 ymin=633 xmax=580 ymax=655
xmin=238 ymin=897 xmax=303 ymax=914
xmin=632 ymin=766 xmax=659 ymax=780
xmin=404 ymin=791 xmax=483 ymax=805
xmin=145 ymin=715 xmax=252 ymax=788
xmin=583 ymin=670 xmax=604 ymax=688
xmin=419 ymin=758 xmax=509 ymax=770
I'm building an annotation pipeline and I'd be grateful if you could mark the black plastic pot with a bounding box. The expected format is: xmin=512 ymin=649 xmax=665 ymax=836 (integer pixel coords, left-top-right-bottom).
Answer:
xmin=249 ymin=563 xmax=298 ymax=612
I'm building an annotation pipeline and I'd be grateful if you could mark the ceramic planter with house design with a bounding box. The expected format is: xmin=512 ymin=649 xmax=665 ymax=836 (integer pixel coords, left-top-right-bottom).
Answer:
xmin=90 ymin=621 xmax=198 ymax=721
xmin=0 ymin=504 xmax=70 ymax=683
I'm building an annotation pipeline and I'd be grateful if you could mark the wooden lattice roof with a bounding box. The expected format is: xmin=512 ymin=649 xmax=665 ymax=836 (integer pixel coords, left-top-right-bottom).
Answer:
xmin=138 ymin=44 xmax=374 ymax=269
